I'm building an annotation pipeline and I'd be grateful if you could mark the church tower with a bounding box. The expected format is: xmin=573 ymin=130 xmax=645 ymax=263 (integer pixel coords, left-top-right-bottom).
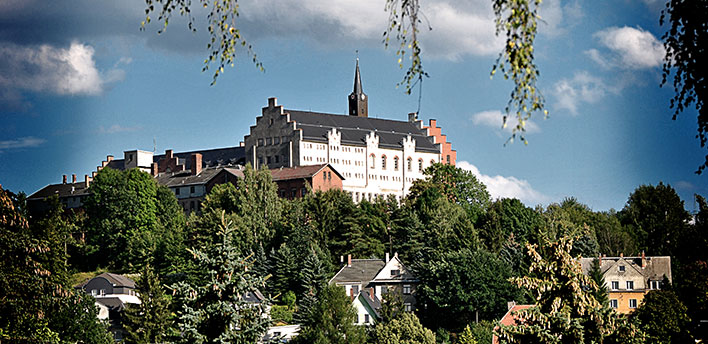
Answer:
xmin=348 ymin=58 xmax=368 ymax=117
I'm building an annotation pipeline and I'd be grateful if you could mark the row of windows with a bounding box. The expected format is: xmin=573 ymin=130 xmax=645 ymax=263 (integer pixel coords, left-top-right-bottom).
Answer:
xmin=610 ymin=280 xmax=662 ymax=290
xmin=174 ymin=186 xmax=196 ymax=195
xmin=370 ymin=155 xmax=432 ymax=172
xmin=321 ymin=171 xmax=333 ymax=181
xmin=257 ymin=136 xmax=289 ymax=147
xmin=609 ymin=299 xmax=637 ymax=309
xmin=279 ymin=187 xmax=308 ymax=199
xmin=259 ymin=155 xmax=288 ymax=165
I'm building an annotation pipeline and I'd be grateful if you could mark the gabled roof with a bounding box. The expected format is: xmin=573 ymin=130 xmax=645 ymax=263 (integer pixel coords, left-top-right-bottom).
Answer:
xmin=269 ymin=164 xmax=345 ymax=181
xmin=28 ymin=182 xmax=90 ymax=200
xmin=78 ymin=272 xmax=136 ymax=289
xmin=579 ymin=256 xmax=672 ymax=282
xmin=330 ymin=259 xmax=386 ymax=284
xmin=371 ymin=255 xmax=417 ymax=283
xmin=493 ymin=304 xmax=534 ymax=344
xmin=286 ymin=110 xmax=440 ymax=153
xmin=356 ymin=289 xmax=382 ymax=318
xmin=155 ymin=166 xmax=243 ymax=187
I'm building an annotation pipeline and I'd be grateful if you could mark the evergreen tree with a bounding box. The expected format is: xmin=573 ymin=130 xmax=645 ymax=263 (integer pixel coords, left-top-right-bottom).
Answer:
xmin=271 ymin=243 xmax=298 ymax=295
xmin=172 ymin=215 xmax=271 ymax=343
xmin=632 ymin=290 xmax=692 ymax=344
xmin=495 ymin=236 xmax=645 ymax=344
xmin=458 ymin=325 xmax=478 ymax=344
xmin=291 ymin=284 xmax=366 ymax=344
xmin=294 ymin=250 xmax=328 ymax=325
xmin=589 ymin=257 xmax=609 ymax=307
xmin=48 ymin=292 xmax=113 ymax=344
xmin=123 ymin=264 xmax=172 ymax=344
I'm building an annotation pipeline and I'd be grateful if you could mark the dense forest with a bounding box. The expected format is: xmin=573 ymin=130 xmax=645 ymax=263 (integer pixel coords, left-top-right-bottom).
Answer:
xmin=2 ymin=163 xmax=707 ymax=343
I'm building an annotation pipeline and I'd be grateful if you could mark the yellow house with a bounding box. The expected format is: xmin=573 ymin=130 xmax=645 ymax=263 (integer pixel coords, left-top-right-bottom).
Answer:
xmin=581 ymin=254 xmax=672 ymax=314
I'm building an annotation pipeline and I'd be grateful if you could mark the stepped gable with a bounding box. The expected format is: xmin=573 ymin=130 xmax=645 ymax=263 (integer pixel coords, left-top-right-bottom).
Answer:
xmin=286 ymin=110 xmax=440 ymax=153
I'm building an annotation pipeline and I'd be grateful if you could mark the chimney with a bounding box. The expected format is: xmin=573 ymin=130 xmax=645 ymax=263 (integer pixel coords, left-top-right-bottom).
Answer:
xmin=151 ymin=162 xmax=159 ymax=177
xmin=350 ymin=287 xmax=355 ymax=301
xmin=347 ymin=254 xmax=352 ymax=267
xmin=620 ymin=252 xmax=624 ymax=258
xmin=62 ymin=175 xmax=67 ymax=184
xmin=268 ymin=97 xmax=277 ymax=108
xmin=84 ymin=175 xmax=90 ymax=188
xmin=72 ymin=174 xmax=76 ymax=184
xmin=507 ymin=301 xmax=516 ymax=310
xmin=340 ymin=255 xmax=344 ymax=265
xmin=165 ymin=149 xmax=173 ymax=159
xmin=408 ymin=112 xmax=417 ymax=122
xmin=385 ymin=252 xmax=390 ymax=263
xmin=641 ymin=251 xmax=646 ymax=269
xmin=369 ymin=287 xmax=375 ymax=301
xmin=191 ymin=153 xmax=203 ymax=176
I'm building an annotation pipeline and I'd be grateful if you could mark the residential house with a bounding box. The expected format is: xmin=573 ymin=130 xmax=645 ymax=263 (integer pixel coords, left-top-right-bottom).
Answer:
xmin=492 ymin=302 xmax=534 ymax=344
xmin=270 ymin=163 xmax=344 ymax=199
xmin=580 ymin=253 xmax=672 ymax=313
xmin=76 ymin=272 xmax=140 ymax=341
xmin=330 ymin=253 xmax=418 ymax=325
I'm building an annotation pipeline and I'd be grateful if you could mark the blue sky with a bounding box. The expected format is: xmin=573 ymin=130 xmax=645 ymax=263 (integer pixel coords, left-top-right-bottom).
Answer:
xmin=1 ymin=0 xmax=705 ymax=212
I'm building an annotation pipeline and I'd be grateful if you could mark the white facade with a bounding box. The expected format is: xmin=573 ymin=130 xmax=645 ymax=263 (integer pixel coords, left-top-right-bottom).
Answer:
xmin=298 ymin=128 xmax=440 ymax=201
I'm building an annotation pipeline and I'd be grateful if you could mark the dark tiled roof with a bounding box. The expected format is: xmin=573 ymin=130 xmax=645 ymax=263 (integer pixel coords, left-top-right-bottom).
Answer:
xmin=286 ymin=110 xmax=440 ymax=153
xmin=28 ymin=182 xmax=90 ymax=200
xmin=155 ymin=166 xmax=243 ymax=187
xmin=158 ymin=146 xmax=246 ymax=170
xmin=270 ymin=164 xmax=344 ymax=181
xmin=244 ymin=290 xmax=265 ymax=303
xmin=358 ymin=290 xmax=382 ymax=317
xmin=331 ymin=259 xmax=386 ymax=284
xmin=95 ymin=297 xmax=125 ymax=311
xmin=80 ymin=272 xmax=136 ymax=289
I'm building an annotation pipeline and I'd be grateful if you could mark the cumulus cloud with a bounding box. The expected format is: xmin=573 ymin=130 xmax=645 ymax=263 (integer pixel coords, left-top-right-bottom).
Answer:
xmin=0 ymin=42 xmax=125 ymax=108
xmin=552 ymin=71 xmax=617 ymax=115
xmin=0 ymin=136 xmax=45 ymax=152
xmin=98 ymin=124 xmax=143 ymax=134
xmin=471 ymin=110 xmax=541 ymax=134
xmin=587 ymin=26 xmax=665 ymax=69
xmin=537 ymin=0 xmax=583 ymax=37
xmin=457 ymin=161 xmax=549 ymax=205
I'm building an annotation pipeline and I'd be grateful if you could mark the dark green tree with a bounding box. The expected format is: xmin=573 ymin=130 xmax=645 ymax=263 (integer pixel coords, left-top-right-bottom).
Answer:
xmin=172 ymin=214 xmax=271 ymax=343
xmin=294 ymin=250 xmax=329 ymax=325
xmin=588 ymin=257 xmax=609 ymax=307
xmin=291 ymin=284 xmax=366 ymax=344
xmin=620 ymin=182 xmax=690 ymax=256
xmin=414 ymin=249 xmax=521 ymax=331
xmin=123 ymin=264 xmax=172 ymax=344
xmin=593 ymin=210 xmax=636 ymax=257
xmin=48 ymin=292 xmax=113 ymax=344
xmin=478 ymin=198 xmax=543 ymax=252
xmin=632 ymin=290 xmax=692 ymax=344
xmin=674 ymin=260 xmax=708 ymax=340
xmin=371 ymin=311 xmax=435 ymax=344
xmin=495 ymin=236 xmax=645 ymax=344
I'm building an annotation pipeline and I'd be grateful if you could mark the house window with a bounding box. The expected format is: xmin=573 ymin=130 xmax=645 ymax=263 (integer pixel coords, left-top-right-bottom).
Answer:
xmin=394 ymin=156 xmax=399 ymax=170
xmin=301 ymin=187 xmax=307 ymax=197
xmin=391 ymin=269 xmax=400 ymax=277
xmin=650 ymin=280 xmax=661 ymax=290
xmin=407 ymin=157 xmax=412 ymax=171
xmin=351 ymin=285 xmax=359 ymax=295
xmin=258 ymin=138 xmax=264 ymax=146
xmin=323 ymin=173 xmax=327 ymax=181
xmin=610 ymin=299 xmax=618 ymax=309
xmin=364 ymin=314 xmax=370 ymax=324
xmin=370 ymin=154 xmax=375 ymax=169
xmin=403 ymin=285 xmax=411 ymax=295
xmin=275 ymin=155 xmax=280 ymax=163
xmin=629 ymin=299 xmax=638 ymax=308
xmin=190 ymin=186 xmax=195 ymax=193
xmin=91 ymin=289 xmax=97 ymax=296
xmin=175 ymin=188 xmax=180 ymax=195
xmin=274 ymin=137 xmax=280 ymax=144
xmin=418 ymin=159 xmax=423 ymax=172
xmin=381 ymin=155 xmax=387 ymax=170
xmin=100 ymin=289 xmax=106 ymax=296
xmin=328 ymin=172 xmax=332 ymax=180
xmin=266 ymin=137 xmax=272 ymax=145
xmin=267 ymin=156 xmax=271 ymax=164
xmin=404 ymin=303 xmax=412 ymax=312
xmin=446 ymin=155 xmax=450 ymax=164
xmin=626 ymin=281 xmax=634 ymax=290
xmin=280 ymin=189 xmax=286 ymax=197
xmin=619 ymin=265 xmax=625 ymax=272
xmin=611 ymin=281 xmax=619 ymax=290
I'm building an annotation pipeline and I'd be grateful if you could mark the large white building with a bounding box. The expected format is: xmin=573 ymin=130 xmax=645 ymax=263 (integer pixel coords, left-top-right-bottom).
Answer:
xmin=244 ymin=60 xmax=456 ymax=201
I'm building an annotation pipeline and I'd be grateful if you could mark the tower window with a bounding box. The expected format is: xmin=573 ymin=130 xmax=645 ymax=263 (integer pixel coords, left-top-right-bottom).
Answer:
xmin=394 ymin=156 xmax=399 ymax=170
xmin=407 ymin=157 xmax=412 ymax=171
xmin=418 ymin=159 xmax=423 ymax=172
xmin=370 ymin=154 xmax=375 ymax=169
xmin=381 ymin=155 xmax=387 ymax=170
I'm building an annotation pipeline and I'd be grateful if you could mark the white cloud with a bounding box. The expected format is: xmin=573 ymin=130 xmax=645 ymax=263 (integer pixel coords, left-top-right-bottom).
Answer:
xmin=0 ymin=42 xmax=124 ymax=99
xmin=471 ymin=110 xmax=541 ymax=134
xmin=589 ymin=26 xmax=665 ymax=69
xmin=240 ymin=0 xmax=502 ymax=60
xmin=537 ymin=0 xmax=583 ymax=37
xmin=552 ymin=71 xmax=614 ymax=115
xmin=0 ymin=136 xmax=45 ymax=152
xmin=457 ymin=161 xmax=549 ymax=205
xmin=98 ymin=124 xmax=142 ymax=134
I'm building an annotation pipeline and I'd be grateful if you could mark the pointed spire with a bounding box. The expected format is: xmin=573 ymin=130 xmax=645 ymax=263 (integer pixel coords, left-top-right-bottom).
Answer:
xmin=353 ymin=56 xmax=363 ymax=95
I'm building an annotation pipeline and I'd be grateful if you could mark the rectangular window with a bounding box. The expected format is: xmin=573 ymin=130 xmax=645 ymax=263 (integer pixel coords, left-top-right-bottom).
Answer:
xmin=391 ymin=269 xmax=400 ymax=277
xmin=267 ymin=156 xmax=271 ymax=164
xmin=650 ymin=280 xmax=661 ymax=290
xmin=611 ymin=281 xmax=619 ymax=290
xmin=404 ymin=303 xmax=412 ymax=312
xmin=175 ymin=188 xmax=180 ymax=195
xmin=274 ymin=137 xmax=280 ymax=144
xmin=351 ymin=285 xmax=359 ymax=295
xmin=91 ymin=289 xmax=97 ymax=296
xmin=301 ymin=187 xmax=307 ymax=197
xmin=403 ymin=285 xmax=411 ymax=295
xmin=364 ymin=314 xmax=370 ymax=323
xmin=610 ymin=299 xmax=618 ymax=309
xmin=100 ymin=289 xmax=106 ymax=296
xmin=619 ymin=265 xmax=625 ymax=272
xmin=626 ymin=281 xmax=634 ymax=290
xmin=258 ymin=138 xmax=264 ymax=146
xmin=266 ymin=137 xmax=272 ymax=145
xmin=190 ymin=186 xmax=195 ymax=193
xmin=274 ymin=155 xmax=279 ymax=163
xmin=282 ymin=136 xmax=288 ymax=143
xmin=629 ymin=299 xmax=638 ymax=308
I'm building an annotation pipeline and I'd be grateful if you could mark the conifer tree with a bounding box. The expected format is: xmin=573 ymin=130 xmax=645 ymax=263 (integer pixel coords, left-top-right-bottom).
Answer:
xmin=589 ymin=257 xmax=609 ymax=307
xmin=123 ymin=264 xmax=172 ymax=344
xmin=172 ymin=214 xmax=271 ymax=343
xmin=291 ymin=284 xmax=366 ymax=344
xmin=294 ymin=250 xmax=328 ymax=325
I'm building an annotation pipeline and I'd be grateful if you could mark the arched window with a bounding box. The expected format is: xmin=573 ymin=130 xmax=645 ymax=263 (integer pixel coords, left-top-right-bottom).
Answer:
xmin=394 ymin=156 xmax=400 ymax=170
xmin=370 ymin=154 xmax=375 ymax=169
xmin=381 ymin=155 xmax=387 ymax=170
xmin=407 ymin=157 xmax=412 ymax=171
xmin=418 ymin=159 xmax=423 ymax=172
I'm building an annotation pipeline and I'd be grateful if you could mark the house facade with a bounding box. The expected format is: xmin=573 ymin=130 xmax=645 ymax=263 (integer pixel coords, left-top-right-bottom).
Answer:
xmin=243 ymin=62 xmax=456 ymax=202
xmin=330 ymin=253 xmax=418 ymax=325
xmin=77 ymin=272 xmax=140 ymax=340
xmin=580 ymin=253 xmax=672 ymax=314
